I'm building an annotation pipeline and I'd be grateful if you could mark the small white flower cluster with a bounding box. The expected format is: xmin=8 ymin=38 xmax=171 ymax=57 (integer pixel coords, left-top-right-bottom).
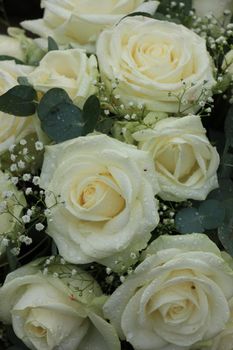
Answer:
xmin=96 ymin=78 xmax=147 ymax=123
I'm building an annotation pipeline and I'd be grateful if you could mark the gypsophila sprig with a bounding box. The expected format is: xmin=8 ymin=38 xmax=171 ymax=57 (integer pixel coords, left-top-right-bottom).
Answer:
xmin=38 ymin=256 xmax=99 ymax=297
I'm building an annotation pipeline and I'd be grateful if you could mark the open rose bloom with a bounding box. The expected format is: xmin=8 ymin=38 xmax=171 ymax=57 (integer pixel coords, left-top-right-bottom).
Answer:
xmin=104 ymin=234 xmax=233 ymax=350
xmin=21 ymin=0 xmax=159 ymax=51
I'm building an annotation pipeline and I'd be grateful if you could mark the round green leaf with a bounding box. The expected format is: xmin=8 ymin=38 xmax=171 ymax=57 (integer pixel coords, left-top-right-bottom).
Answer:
xmin=198 ymin=199 xmax=225 ymax=230
xmin=175 ymin=207 xmax=204 ymax=234
xmin=83 ymin=95 xmax=101 ymax=135
xmin=0 ymin=85 xmax=36 ymax=116
xmin=208 ymin=179 xmax=233 ymax=201
xmin=37 ymin=88 xmax=72 ymax=121
xmin=41 ymin=102 xmax=84 ymax=143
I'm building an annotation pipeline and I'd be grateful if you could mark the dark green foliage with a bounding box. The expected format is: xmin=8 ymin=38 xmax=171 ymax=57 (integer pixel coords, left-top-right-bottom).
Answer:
xmin=0 ymin=85 xmax=36 ymax=116
xmin=0 ymin=55 xmax=24 ymax=64
xmin=48 ymin=36 xmax=59 ymax=51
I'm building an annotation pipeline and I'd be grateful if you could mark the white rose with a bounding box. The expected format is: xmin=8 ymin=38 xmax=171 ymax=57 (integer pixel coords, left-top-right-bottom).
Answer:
xmin=133 ymin=115 xmax=220 ymax=201
xmin=28 ymin=48 xmax=98 ymax=108
xmin=0 ymin=60 xmax=37 ymax=154
xmin=40 ymin=134 xmax=160 ymax=269
xmin=21 ymin=0 xmax=159 ymax=51
xmin=197 ymin=298 xmax=233 ymax=350
xmin=0 ymin=34 xmax=24 ymax=60
xmin=104 ymin=234 xmax=233 ymax=350
xmin=96 ymin=16 xmax=216 ymax=114
xmin=0 ymin=259 xmax=120 ymax=350
xmin=193 ymin=0 xmax=233 ymax=19
xmin=0 ymin=170 xmax=26 ymax=256
xmin=223 ymin=49 xmax=233 ymax=76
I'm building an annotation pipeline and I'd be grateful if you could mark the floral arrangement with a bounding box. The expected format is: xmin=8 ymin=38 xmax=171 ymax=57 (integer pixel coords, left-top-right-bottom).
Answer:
xmin=0 ymin=0 xmax=233 ymax=349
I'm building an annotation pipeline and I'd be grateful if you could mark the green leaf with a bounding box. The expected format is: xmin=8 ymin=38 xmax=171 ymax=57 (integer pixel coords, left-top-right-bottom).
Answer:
xmin=0 ymin=55 xmax=24 ymax=64
xmin=175 ymin=207 xmax=204 ymax=234
xmin=39 ymin=103 xmax=84 ymax=143
xmin=96 ymin=118 xmax=115 ymax=135
xmin=208 ymin=178 xmax=233 ymax=201
xmin=83 ymin=95 xmax=101 ymax=134
xmin=218 ymin=199 xmax=233 ymax=256
xmin=0 ymin=85 xmax=36 ymax=116
xmin=37 ymin=88 xmax=72 ymax=121
xmin=37 ymin=88 xmax=86 ymax=143
xmin=198 ymin=199 xmax=225 ymax=230
xmin=48 ymin=36 xmax=59 ymax=51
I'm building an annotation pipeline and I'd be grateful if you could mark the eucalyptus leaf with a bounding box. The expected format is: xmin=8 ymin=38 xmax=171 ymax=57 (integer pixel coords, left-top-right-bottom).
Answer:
xmin=198 ymin=199 xmax=225 ymax=230
xmin=37 ymin=88 xmax=72 ymax=121
xmin=175 ymin=207 xmax=204 ymax=234
xmin=0 ymin=55 xmax=24 ymax=64
xmin=39 ymin=102 xmax=84 ymax=143
xmin=96 ymin=118 xmax=114 ymax=135
xmin=48 ymin=36 xmax=59 ymax=51
xmin=83 ymin=95 xmax=101 ymax=134
xmin=0 ymin=85 xmax=36 ymax=116
xmin=208 ymin=178 xmax=233 ymax=201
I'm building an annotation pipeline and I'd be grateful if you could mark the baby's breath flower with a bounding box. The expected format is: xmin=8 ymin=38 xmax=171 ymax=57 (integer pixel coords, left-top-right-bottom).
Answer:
xmin=11 ymin=177 xmax=19 ymax=185
xmin=11 ymin=247 xmax=20 ymax=256
xmin=10 ymin=164 xmax=18 ymax=172
xmin=35 ymin=141 xmax=44 ymax=151
xmin=22 ymin=215 xmax=31 ymax=224
xmin=32 ymin=176 xmax=40 ymax=186
xmin=25 ymin=187 xmax=33 ymax=195
xmin=19 ymin=139 xmax=27 ymax=146
xmin=35 ymin=223 xmax=45 ymax=231
xmin=23 ymin=173 xmax=31 ymax=181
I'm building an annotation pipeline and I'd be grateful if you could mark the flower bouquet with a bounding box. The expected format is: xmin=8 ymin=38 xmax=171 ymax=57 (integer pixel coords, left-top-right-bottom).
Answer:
xmin=0 ymin=0 xmax=233 ymax=349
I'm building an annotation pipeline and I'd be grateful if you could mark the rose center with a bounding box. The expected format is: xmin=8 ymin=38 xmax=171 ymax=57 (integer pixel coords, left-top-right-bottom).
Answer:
xmin=76 ymin=173 xmax=125 ymax=218
xmin=27 ymin=323 xmax=47 ymax=338
xmin=156 ymin=142 xmax=198 ymax=182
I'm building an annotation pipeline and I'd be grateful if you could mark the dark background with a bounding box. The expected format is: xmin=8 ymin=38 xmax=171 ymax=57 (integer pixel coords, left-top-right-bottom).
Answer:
xmin=0 ymin=0 xmax=42 ymax=33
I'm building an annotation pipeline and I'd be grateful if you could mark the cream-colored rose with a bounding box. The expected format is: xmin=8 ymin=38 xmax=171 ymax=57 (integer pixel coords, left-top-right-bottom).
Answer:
xmin=28 ymin=48 xmax=98 ymax=108
xmin=40 ymin=134 xmax=160 ymax=269
xmin=104 ymin=234 xmax=233 ymax=350
xmin=96 ymin=16 xmax=216 ymax=114
xmin=0 ymin=34 xmax=24 ymax=60
xmin=223 ymin=49 xmax=233 ymax=76
xmin=21 ymin=0 xmax=159 ymax=51
xmin=133 ymin=115 xmax=220 ymax=201
xmin=0 ymin=259 xmax=120 ymax=350
xmin=197 ymin=298 xmax=233 ymax=350
xmin=0 ymin=60 xmax=37 ymax=154
xmin=193 ymin=0 xmax=233 ymax=19
xmin=0 ymin=170 xmax=26 ymax=256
